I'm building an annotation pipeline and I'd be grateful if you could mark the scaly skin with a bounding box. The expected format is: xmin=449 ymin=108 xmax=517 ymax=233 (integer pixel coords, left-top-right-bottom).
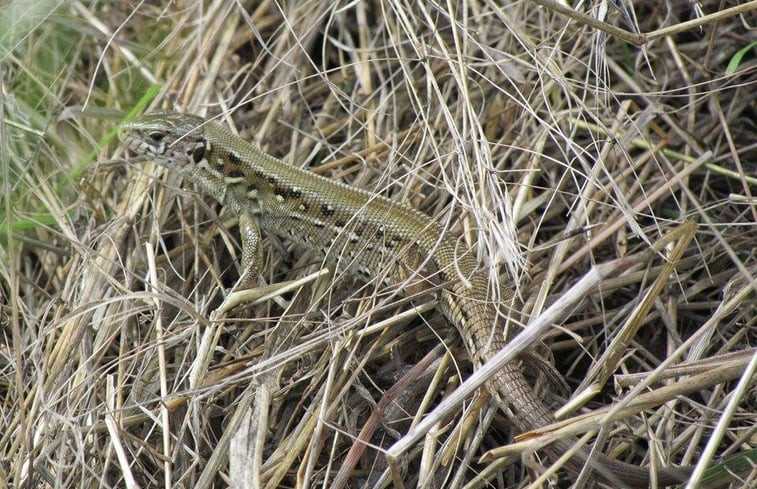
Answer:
xmin=119 ymin=111 xmax=691 ymax=487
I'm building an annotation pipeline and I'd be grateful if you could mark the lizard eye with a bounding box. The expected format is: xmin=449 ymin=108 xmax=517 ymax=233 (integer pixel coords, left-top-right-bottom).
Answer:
xmin=147 ymin=132 xmax=165 ymax=143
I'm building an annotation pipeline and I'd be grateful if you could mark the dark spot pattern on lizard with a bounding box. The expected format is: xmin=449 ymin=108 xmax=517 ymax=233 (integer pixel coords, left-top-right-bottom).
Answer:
xmin=321 ymin=204 xmax=335 ymax=216
xmin=191 ymin=142 xmax=205 ymax=163
xmin=228 ymin=152 xmax=244 ymax=165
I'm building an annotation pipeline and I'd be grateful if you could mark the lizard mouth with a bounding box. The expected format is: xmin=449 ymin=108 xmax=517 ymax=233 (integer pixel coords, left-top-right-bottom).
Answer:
xmin=119 ymin=126 xmax=207 ymax=172
xmin=118 ymin=127 xmax=167 ymax=157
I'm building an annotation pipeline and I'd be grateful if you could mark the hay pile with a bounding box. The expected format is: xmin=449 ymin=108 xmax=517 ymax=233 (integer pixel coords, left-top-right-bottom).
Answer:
xmin=1 ymin=1 xmax=755 ymax=487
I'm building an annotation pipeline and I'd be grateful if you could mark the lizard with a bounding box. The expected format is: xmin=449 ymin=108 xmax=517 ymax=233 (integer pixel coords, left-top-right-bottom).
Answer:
xmin=119 ymin=111 xmax=692 ymax=487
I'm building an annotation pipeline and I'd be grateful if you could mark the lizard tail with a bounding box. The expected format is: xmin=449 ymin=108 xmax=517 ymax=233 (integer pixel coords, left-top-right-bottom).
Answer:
xmin=443 ymin=282 xmax=691 ymax=487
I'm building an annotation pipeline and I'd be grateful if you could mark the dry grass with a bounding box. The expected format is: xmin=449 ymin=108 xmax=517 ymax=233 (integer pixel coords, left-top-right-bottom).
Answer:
xmin=1 ymin=1 xmax=755 ymax=488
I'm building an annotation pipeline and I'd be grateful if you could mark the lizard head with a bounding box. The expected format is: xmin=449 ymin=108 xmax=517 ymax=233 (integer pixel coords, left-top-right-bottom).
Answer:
xmin=119 ymin=111 xmax=209 ymax=175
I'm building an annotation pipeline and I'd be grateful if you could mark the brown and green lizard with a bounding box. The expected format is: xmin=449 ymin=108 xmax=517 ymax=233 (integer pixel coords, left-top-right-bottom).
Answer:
xmin=120 ymin=111 xmax=692 ymax=487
